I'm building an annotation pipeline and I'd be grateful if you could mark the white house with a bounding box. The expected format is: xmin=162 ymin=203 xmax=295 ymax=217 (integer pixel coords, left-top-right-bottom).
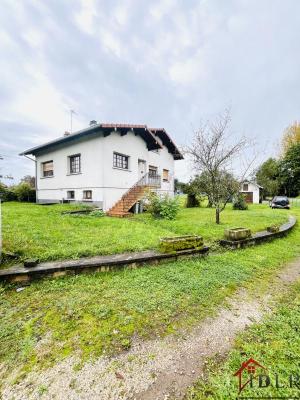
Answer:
xmin=240 ymin=180 xmax=263 ymax=204
xmin=21 ymin=122 xmax=183 ymax=216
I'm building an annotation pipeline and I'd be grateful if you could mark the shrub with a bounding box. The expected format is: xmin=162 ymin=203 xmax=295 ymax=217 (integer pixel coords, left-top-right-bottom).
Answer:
xmin=186 ymin=193 xmax=200 ymax=208
xmin=89 ymin=210 xmax=105 ymax=217
xmin=232 ymin=193 xmax=248 ymax=210
xmin=13 ymin=183 xmax=36 ymax=202
xmin=147 ymin=193 xmax=179 ymax=220
xmin=0 ymin=183 xmax=17 ymax=202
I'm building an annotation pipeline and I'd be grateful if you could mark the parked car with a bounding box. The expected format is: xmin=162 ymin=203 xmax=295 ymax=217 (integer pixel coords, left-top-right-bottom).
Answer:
xmin=270 ymin=196 xmax=290 ymax=209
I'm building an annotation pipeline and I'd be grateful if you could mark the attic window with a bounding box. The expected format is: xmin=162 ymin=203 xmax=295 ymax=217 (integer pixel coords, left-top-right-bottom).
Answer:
xmin=243 ymin=183 xmax=249 ymax=191
xmin=42 ymin=161 xmax=53 ymax=177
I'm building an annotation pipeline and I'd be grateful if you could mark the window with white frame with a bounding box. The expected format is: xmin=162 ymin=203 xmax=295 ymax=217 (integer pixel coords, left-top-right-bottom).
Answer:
xmin=163 ymin=169 xmax=169 ymax=182
xmin=69 ymin=154 xmax=81 ymax=174
xmin=83 ymin=190 xmax=92 ymax=200
xmin=243 ymin=183 xmax=249 ymax=191
xmin=113 ymin=152 xmax=129 ymax=169
xmin=41 ymin=160 xmax=53 ymax=177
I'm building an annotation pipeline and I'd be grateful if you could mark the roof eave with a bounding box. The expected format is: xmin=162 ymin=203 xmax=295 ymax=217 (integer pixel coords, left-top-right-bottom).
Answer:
xmin=20 ymin=124 xmax=102 ymax=156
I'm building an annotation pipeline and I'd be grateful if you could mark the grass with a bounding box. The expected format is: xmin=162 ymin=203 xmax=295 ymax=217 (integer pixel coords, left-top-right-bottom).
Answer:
xmin=0 ymin=206 xmax=300 ymax=382
xmin=186 ymin=282 xmax=300 ymax=399
xmin=1 ymin=201 xmax=288 ymax=266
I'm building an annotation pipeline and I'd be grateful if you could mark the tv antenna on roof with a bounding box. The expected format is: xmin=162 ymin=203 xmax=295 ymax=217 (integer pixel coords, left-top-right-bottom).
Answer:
xmin=70 ymin=109 xmax=77 ymax=133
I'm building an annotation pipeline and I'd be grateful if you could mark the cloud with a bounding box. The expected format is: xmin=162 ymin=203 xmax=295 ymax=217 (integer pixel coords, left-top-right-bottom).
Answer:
xmin=0 ymin=0 xmax=300 ymax=184
xmin=74 ymin=0 xmax=97 ymax=35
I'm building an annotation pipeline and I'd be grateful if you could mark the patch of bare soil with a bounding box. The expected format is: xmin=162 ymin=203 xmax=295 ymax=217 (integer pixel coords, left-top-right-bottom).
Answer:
xmin=2 ymin=259 xmax=300 ymax=400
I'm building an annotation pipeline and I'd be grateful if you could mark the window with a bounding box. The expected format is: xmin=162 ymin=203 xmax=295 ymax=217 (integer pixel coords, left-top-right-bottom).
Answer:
xmin=243 ymin=183 xmax=249 ymax=191
xmin=113 ymin=152 xmax=129 ymax=169
xmin=163 ymin=169 xmax=169 ymax=182
xmin=149 ymin=165 xmax=158 ymax=177
xmin=83 ymin=190 xmax=92 ymax=200
xmin=42 ymin=161 xmax=53 ymax=177
xmin=69 ymin=154 xmax=81 ymax=174
xmin=67 ymin=190 xmax=75 ymax=199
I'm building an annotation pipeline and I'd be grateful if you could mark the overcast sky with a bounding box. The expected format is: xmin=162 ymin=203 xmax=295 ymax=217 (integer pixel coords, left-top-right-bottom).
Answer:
xmin=1 ymin=0 xmax=300 ymax=183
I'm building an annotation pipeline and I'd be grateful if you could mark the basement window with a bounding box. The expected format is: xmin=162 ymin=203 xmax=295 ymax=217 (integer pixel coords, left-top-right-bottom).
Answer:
xmin=41 ymin=160 xmax=53 ymax=177
xmin=113 ymin=152 xmax=129 ymax=170
xmin=67 ymin=190 xmax=75 ymax=199
xmin=83 ymin=190 xmax=92 ymax=200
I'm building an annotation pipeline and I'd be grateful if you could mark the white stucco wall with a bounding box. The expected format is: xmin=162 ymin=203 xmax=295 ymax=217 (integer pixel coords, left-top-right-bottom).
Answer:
xmin=35 ymin=130 xmax=176 ymax=211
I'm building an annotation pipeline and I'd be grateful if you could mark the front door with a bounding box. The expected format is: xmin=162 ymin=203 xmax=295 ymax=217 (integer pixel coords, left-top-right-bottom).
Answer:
xmin=138 ymin=159 xmax=146 ymax=177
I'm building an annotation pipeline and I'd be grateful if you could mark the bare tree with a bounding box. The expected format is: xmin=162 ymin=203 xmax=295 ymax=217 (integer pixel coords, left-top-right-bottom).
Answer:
xmin=186 ymin=110 xmax=248 ymax=224
xmin=21 ymin=175 xmax=35 ymax=188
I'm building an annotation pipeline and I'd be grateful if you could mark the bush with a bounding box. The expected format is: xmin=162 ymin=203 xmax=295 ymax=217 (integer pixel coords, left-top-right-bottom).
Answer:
xmin=13 ymin=183 xmax=36 ymax=202
xmin=232 ymin=194 xmax=248 ymax=210
xmin=0 ymin=183 xmax=17 ymax=202
xmin=89 ymin=210 xmax=105 ymax=217
xmin=147 ymin=193 xmax=179 ymax=220
xmin=186 ymin=193 xmax=200 ymax=208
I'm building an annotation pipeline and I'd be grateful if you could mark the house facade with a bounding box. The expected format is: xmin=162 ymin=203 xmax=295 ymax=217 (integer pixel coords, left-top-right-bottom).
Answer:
xmin=240 ymin=180 xmax=262 ymax=204
xmin=21 ymin=122 xmax=183 ymax=215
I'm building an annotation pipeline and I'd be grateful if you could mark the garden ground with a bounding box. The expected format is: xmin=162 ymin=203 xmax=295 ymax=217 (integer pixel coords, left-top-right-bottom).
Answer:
xmin=2 ymin=201 xmax=288 ymax=266
xmin=1 ymin=202 xmax=300 ymax=398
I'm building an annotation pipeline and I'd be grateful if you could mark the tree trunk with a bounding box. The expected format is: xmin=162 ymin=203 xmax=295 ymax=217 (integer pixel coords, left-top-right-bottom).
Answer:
xmin=216 ymin=208 xmax=220 ymax=224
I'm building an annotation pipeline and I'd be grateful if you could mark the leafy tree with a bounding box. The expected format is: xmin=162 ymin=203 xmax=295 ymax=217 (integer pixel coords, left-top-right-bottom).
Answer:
xmin=0 ymin=183 xmax=17 ymax=201
xmin=279 ymin=143 xmax=300 ymax=197
xmin=281 ymin=122 xmax=300 ymax=155
xmin=180 ymin=178 xmax=203 ymax=208
xmin=13 ymin=182 xmax=36 ymax=202
xmin=255 ymin=158 xmax=280 ymax=198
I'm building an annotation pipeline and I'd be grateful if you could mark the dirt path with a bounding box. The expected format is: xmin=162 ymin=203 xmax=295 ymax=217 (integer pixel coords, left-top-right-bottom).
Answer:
xmin=2 ymin=259 xmax=300 ymax=400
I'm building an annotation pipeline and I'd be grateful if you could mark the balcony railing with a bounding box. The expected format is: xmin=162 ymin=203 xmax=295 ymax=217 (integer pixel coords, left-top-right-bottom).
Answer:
xmin=119 ymin=172 xmax=161 ymax=204
xmin=139 ymin=172 xmax=161 ymax=188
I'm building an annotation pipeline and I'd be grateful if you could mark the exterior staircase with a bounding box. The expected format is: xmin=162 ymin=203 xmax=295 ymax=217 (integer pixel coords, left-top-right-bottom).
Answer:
xmin=107 ymin=172 xmax=161 ymax=217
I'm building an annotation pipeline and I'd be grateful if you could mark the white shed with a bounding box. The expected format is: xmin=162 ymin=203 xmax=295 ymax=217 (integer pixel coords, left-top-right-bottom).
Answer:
xmin=240 ymin=181 xmax=263 ymax=204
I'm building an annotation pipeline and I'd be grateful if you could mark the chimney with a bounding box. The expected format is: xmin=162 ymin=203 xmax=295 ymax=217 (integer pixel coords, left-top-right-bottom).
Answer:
xmin=89 ymin=120 xmax=97 ymax=126
xmin=64 ymin=131 xmax=71 ymax=136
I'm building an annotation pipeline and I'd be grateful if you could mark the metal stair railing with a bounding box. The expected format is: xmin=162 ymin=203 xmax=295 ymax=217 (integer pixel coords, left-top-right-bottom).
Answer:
xmin=117 ymin=172 xmax=161 ymax=213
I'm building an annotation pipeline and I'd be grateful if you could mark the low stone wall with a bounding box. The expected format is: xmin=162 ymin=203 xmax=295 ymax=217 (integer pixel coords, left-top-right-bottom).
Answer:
xmin=0 ymin=247 xmax=209 ymax=284
xmin=219 ymin=215 xmax=296 ymax=249
xmin=159 ymin=235 xmax=204 ymax=253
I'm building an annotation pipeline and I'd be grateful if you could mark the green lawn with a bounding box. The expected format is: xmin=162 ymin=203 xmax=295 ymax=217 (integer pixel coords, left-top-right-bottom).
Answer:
xmin=1 ymin=201 xmax=288 ymax=266
xmin=186 ymin=281 xmax=300 ymax=399
xmin=0 ymin=206 xmax=300 ymax=382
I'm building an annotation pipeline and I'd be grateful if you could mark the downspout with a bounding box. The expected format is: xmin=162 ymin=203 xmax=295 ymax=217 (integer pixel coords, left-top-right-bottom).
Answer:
xmin=23 ymin=155 xmax=37 ymax=203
